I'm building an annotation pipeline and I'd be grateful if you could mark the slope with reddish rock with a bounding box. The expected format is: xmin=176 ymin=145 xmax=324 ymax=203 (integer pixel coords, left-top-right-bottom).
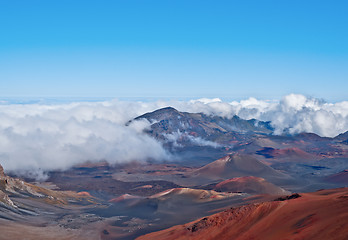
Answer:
xmin=214 ymin=176 xmax=290 ymax=195
xmin=191 ymin=154 xmax=290 ymax=183
xmin=137 ymin=188 xmax=348 ymax=240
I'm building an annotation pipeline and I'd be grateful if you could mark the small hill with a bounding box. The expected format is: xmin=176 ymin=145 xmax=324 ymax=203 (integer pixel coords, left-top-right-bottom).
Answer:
xmin=110 ymin=188 xmax=239 ymax=206
xmin=149 ymin=188 xmax=237 ymax=203
xmin=214 ymin=176 xmax=290 ymax=195
xmin=191 ymin=154 xmax=289 ymax=182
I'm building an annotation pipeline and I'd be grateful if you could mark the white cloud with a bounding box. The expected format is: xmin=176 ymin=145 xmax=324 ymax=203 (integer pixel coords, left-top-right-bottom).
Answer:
xmin=186 ymin=135 xmax=221 ymax=148
xmin=173 ymin=94 xmax=348 ymax=137
xmin=0 ymin=102 xmax=169 ymax=178
xmin=0 ymin=94 xmax=347 ymax=179
xmin=163 ymin=130 xmax=220 ymax=148
xmin=189 ymin=98 xmax=222 ymax=104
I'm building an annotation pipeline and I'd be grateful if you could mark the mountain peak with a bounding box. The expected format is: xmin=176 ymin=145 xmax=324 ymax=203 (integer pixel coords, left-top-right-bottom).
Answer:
xmin=158 ymin=106 xmax=178 ymax=111
xmin=134 ymin=106 xmax=180 ymax=121
xmin=149 ymin=106 xmax=179 ymax=115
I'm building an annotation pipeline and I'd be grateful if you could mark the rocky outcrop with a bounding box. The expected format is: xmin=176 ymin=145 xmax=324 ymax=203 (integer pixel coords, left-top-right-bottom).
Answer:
xmin=0 ymin=189 xmax=16 ymax=208
xmin=0 ymin=164 xmax=94 ymax=207
xmin=0 ymin=164 xmax=17 ymax=208
xmin=0 ymin=164 xmax=44 ymax=197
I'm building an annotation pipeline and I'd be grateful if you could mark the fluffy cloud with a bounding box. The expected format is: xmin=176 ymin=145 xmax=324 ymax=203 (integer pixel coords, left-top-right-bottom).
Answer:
xmin=175 ymin=94 xmax=348 ymax=137
xmin=163 ymin=130 xmax=220 ymax=148
xmin=0 ymin=94 xmax=347 ymax=179
xmin=0 ymin=101 xmax=169 ymax=179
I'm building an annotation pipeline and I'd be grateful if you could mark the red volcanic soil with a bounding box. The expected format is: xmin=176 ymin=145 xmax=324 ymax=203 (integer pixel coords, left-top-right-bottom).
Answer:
xmin=108 ymin=193 xmax=142 ymax=203
xmin=325 ymin=170 xmax=348 ymax=184
xmin=77 ymin=191 xmax=93 ymax=197
xmin=137 ymin=188 xmax=348 ymax=240
xmin=256 ymin=147 xmax=316 ymax=161
xmin=214 ymin=176 xmax=289 ymax=195
xmin=191 ymin=154 xmax=287 ymax=180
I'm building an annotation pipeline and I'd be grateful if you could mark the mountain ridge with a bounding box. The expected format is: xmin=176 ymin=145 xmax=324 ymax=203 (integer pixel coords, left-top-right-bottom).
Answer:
xmin=133 ymin=107 xmax=274 ymax=146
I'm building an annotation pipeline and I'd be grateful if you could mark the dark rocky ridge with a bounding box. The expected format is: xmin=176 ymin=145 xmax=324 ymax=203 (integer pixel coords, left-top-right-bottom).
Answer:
xmin=134 ymin=107 xmax=273 ymax=145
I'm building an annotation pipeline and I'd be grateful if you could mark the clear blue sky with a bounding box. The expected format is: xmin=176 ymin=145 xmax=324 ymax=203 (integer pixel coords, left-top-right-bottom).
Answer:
xmin=0 ymin=0 xmax=347 ymax=101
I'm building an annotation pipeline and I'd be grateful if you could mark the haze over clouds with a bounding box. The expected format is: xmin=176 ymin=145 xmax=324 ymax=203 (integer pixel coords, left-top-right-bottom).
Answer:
xmin=0 ymin=94 xmax=347 ymax=178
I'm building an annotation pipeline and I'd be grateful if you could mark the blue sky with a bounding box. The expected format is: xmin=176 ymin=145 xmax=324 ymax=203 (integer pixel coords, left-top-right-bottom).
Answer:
xmin=0 ymin=1 xmax=347 ymax=101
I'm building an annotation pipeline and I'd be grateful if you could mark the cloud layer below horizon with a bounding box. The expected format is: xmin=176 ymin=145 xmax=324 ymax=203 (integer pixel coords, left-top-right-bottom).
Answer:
xmin=0 ymin=94 xmax=347 ymax=178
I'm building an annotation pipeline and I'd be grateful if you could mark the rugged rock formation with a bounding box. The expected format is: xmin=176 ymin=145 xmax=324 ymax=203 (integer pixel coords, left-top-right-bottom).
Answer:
xmin=0 ymin=190 xmax=16 ymax=208
xmin=0 ymin=164 xmax=94 ymax=207
xmin=0 ymin=164 xmax=17 ymax=208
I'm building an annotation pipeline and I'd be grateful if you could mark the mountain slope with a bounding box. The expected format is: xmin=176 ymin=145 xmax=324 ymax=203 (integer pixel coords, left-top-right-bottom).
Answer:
xmin=214 ymin=176 xmax=290 ymax=195
xmin=137 ymin=188 xmax=348 ymax=240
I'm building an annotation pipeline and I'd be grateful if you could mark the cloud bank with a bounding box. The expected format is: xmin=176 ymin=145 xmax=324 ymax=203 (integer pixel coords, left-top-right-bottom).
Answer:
xmin=0 ymin=94 xmax=347 ymax=178
xmin=180 ymin=94 xmax=348 ymax=137
xmin=0 ymin=101 xmax=169 ymax=179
